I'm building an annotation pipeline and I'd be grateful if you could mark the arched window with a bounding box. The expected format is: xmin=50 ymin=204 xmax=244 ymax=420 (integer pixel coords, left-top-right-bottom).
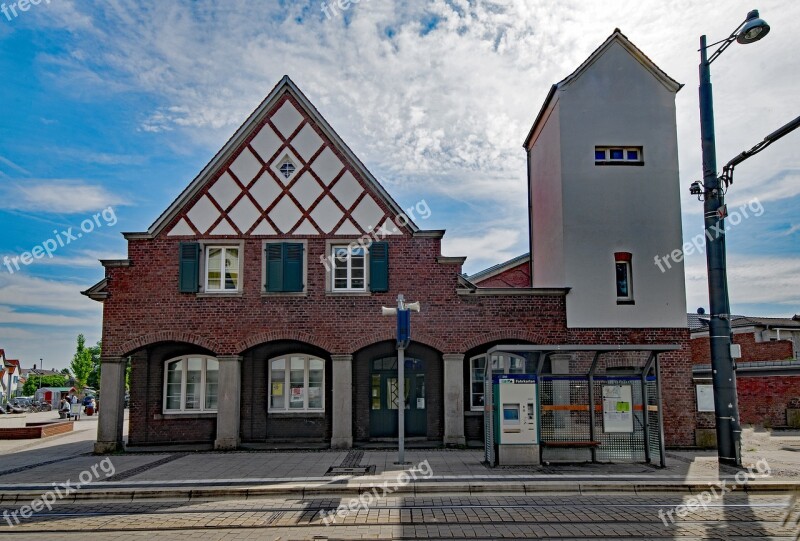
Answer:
xmin=163 ymin=356 xmax=219 ymax=413
xmin=268 ymin=355 xmax=325 ymax=412
xmin=469 ymin=353 xmax=530 ymax=411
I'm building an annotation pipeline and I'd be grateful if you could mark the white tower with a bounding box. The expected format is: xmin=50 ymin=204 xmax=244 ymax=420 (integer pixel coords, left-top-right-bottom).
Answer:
xmin=525 ymin=30 xmax=687 ymax=328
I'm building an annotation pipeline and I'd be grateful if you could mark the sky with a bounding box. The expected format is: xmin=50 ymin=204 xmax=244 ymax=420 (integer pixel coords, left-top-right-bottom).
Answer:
xmin=0 ymin=0 xmax=798 ymax=370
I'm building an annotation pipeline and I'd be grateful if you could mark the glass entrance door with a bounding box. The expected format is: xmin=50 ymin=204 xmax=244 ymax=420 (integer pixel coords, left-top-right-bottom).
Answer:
xmin=369 ymin=357 xmax=426 ymax=437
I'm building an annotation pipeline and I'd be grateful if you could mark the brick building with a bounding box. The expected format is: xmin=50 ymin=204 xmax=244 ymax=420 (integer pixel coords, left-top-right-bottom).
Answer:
xmin=689 ymin=313 xmax=800 ymax=440
xmin=85 ymin=30 xmax=695 ymax=453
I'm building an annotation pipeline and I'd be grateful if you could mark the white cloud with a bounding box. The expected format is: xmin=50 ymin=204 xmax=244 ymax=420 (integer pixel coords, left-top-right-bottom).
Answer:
xmin=443 ymin=227 xmax=522 ymax=274
xmin=0 ymin=273 xmax=102 ymax=368
xmin=1 ymin=181 xmax=127 ymax=214
xmin=0 ymin=250 xmax=125 ymax=269
xmin=684 ymin=254 xmax=800 ymax=310
xmin=0 ymin=156 xmax=31 ymax=176
xmin=0 ymin=306 xmax=89 ymax=327
xmin=0 ymin=272 xmax=101 ymax=314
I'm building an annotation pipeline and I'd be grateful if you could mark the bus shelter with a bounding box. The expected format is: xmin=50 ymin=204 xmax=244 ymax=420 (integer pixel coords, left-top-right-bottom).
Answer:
xmin=484 ymin=344 xmax=679 ymax=468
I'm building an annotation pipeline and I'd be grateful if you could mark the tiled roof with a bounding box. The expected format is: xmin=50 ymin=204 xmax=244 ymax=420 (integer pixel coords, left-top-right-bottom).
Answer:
xmin=687 ymin=313 xmax=800 ymax=332
xmin=467 ymin=253 xmax=530 ymax=282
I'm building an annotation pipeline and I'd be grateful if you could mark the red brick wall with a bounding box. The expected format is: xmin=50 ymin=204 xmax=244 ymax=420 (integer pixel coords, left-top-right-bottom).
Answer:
xmin=472 ymin=260 xmax=531 ymax=288
xmin=692 ymin=333 xmax=797 ymax=431
xmin=739 ymin=376 xmax=800 ymax=426
xmin=691 ymin=332 xmax=793 ymax=364
xmin=0 ymin=421 xmax=73 ymax=439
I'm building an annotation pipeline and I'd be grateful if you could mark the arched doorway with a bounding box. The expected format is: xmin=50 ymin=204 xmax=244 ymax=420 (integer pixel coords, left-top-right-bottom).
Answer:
xmin=369 ymin=356 xmax=427 ymax=437
xmin=353 ymin=340 xmax=442 ymax=442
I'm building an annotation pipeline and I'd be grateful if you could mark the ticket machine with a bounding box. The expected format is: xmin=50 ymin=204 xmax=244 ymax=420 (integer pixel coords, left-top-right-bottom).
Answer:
xmin=492 ymin=374 xmax=539 ymax=465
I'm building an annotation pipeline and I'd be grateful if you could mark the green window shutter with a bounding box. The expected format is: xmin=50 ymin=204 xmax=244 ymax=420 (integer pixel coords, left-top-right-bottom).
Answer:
xmin=265 ymin=243 xmax=304 ymax=292
xmin=265 ymin=243 xmax=284 ymax=292
xmin=179 ymin=242 xmax=200 ymax=293
xmin=369 ymin=242 xmax=389 ymax=292
xmin=283 ymin=243 xmax=304 ymax=292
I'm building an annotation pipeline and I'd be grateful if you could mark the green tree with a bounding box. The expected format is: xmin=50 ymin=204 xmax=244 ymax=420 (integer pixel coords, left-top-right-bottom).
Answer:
xmin=22 ymin=374 xmax=68 ymax=396
xmin=70 ymin=334 xmax=94 ymax=397
xmin=86 ymin=340 xmax=102 ymax=390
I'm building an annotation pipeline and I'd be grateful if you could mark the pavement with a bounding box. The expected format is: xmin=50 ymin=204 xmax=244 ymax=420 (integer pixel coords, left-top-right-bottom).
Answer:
xmin=0 ymin=410 xmax=798 ymax=502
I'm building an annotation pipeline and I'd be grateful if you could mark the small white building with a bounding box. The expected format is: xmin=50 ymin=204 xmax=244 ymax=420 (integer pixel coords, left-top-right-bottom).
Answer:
xmin=525 ymin=29 xmax=687 ymax=328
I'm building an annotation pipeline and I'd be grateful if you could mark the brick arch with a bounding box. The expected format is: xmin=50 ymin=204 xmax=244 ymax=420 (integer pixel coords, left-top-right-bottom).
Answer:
xmin=236 ymin=330 xmax=335 ymax=355
xmin=118 ymin=332 xmax=219 ymax=357
xmin=350 ymin=331 xmax=446 ymax=354
xmin=460 ymin=330 xmax=548 ymax=353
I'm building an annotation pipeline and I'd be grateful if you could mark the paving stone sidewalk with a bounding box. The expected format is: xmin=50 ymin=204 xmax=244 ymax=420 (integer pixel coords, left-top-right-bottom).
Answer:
xmin=0 ymin=411 xmax=797 ymax=493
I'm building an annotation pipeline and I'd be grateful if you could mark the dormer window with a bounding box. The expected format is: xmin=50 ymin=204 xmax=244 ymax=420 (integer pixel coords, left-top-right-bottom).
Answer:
xmin=279 ymin=161 xmax=296 ymax=179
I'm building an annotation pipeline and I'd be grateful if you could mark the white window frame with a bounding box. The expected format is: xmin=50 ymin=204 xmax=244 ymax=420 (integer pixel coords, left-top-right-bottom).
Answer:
xmin=615 ymin=259 xmax=633 ymax=302
xmin=595 ymin=146 xmax=643 ymax=164
xmin=162 ymin=356 xmax=219 ymax=414
xmin=268 ymin=355 xmax=326 ymax=413
xmin=469 ymin=353 xmax=528 ymax=411
xmin=330 ymin=244 xmax=367 ymax=292
xmin=203 ymin=244 xmax=243 ymax=293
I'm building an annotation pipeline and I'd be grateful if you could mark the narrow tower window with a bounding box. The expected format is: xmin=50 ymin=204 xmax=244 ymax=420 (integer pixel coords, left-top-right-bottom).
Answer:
xmin=614 ymin=252 xmax=634 ymax=304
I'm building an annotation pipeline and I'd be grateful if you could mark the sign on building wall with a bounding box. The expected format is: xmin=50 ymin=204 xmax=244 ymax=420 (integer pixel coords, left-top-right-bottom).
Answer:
xmin=696 ymin=384 xmax=715 ymax=412
xmin=602 ymin=385 xmax=633 ymax=433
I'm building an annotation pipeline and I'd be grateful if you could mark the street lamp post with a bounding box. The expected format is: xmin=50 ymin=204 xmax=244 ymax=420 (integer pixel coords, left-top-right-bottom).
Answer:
xmin=696 ymin=9 xmax=770 ymax=467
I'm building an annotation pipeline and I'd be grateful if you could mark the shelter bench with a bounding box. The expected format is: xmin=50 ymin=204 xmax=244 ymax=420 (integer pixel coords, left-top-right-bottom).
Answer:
xmin=540 ymin=440 xmax=600 ymax=464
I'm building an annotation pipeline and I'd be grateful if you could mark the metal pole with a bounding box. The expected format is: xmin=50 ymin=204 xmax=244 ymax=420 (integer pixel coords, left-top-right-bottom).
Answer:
xmin=699 ymin=34 xmax=742 ymax=467
xmin=397 ymin=344 xmax=405 ymax=465
xmin=641 ymin=352 xmax=655 ymax=464
xmin=654 ymin=355 xmax=667 ymax=468
xmin=587 ymin=352 xmax=601 ymax=463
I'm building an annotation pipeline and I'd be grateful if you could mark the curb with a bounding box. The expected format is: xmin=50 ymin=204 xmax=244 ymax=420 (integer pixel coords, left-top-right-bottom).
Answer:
xmin=0 ymin=480 xmax=797 ymax=502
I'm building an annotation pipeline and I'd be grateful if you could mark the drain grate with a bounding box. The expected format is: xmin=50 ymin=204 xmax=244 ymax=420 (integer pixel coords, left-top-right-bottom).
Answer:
xmin=325 ymin=450 xmax=375 ymax=476
xmin=325 ymin=465 xmax=376 ymax=476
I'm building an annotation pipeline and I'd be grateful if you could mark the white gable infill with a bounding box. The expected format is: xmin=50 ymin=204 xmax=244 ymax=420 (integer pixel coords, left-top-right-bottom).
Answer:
xmin=130 ymin=76 xmax=418 ymax=239
xmin=523 ymin=29 xmax=683 ymax=149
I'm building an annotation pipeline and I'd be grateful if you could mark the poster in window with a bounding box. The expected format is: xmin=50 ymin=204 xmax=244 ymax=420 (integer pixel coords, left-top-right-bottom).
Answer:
xmin=272 ymin=382 xmax=283 ymax=396
xmin=290 ymin=387 xmax=304 ymax=403
xmin=602 ymin=385 xmax=633 ymax=433
xmin=309 ymin=387 xmax=321 ymax=399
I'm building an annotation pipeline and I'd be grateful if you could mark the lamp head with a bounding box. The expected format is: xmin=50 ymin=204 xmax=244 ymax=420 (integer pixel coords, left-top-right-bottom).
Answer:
xmin=737 ymin=10 xmax=770 ymax=44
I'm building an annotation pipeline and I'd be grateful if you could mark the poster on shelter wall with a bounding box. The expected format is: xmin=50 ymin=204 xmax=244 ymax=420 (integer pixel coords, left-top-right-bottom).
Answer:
xmin=602 ymin=385 xmax=633 ymax=433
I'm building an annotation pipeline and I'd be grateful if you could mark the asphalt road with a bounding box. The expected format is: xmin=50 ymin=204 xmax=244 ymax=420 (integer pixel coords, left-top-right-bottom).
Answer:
xmin=1 ymin=494 xmax=798 ymax=540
